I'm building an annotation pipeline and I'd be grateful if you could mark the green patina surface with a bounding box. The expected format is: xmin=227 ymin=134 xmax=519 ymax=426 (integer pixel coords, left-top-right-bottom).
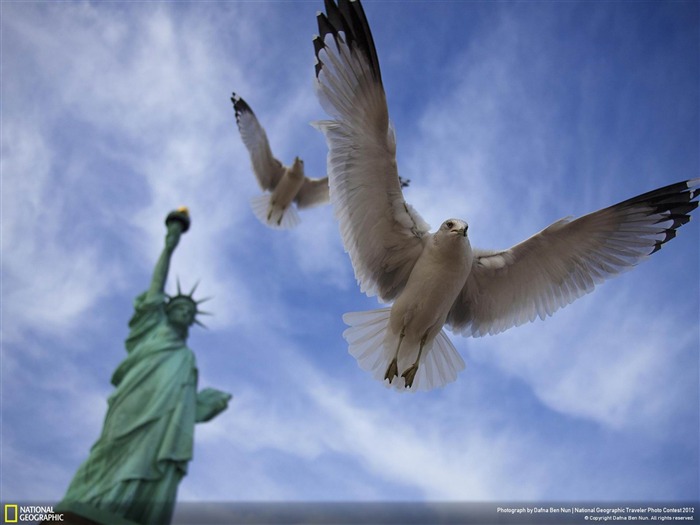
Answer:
xmin=57 ymin=210 xmax=231 ymax=525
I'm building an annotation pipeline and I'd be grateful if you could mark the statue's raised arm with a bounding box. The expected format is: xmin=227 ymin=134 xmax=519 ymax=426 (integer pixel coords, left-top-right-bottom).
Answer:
xmin=146 ymin=207 xmax=192 ymax=302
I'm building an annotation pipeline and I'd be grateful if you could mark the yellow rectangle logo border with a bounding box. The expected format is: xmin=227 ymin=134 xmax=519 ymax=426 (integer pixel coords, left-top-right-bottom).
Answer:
xmin=4 ymin=504 xmax=19 ymax=523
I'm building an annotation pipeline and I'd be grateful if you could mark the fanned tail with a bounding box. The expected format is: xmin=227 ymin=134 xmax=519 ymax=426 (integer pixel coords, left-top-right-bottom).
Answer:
xmin=343 ymin=309 xmax=466 ymax=392
xmin=250 ymin=193 xmax=301 ymax=229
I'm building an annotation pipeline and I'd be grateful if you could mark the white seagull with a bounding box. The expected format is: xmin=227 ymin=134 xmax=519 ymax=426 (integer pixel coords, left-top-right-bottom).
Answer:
xmin=312 ymin=0 xmax=700 ymax=391
xmin=231 ymin=93 xmax=330 ymax=229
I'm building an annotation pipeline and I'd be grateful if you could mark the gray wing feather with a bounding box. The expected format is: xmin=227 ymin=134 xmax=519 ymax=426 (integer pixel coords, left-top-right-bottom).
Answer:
xmin=314 ymin=0 xmax=429 ymax=302
xmin=231 ymin=93 xmax=284 ymax=191
xmin=295 ymin=177 xmax=331 ymax=209
xmin=448 ymin=179 xmax=700 ymax=337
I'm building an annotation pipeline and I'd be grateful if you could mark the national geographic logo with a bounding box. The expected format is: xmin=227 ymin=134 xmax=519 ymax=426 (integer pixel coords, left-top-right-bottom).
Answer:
xmin=3 ymin=504 xmax=64 ymax=522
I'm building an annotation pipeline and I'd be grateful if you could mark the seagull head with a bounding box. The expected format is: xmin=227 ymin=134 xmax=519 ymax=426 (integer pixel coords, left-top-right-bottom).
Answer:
xmin=292 ymin=156 xmax=305 ymax=174
xmin=433 ymin=219 xmax=470 ymax=255
xmin=441 ymin=219 xmax=468 ymax=237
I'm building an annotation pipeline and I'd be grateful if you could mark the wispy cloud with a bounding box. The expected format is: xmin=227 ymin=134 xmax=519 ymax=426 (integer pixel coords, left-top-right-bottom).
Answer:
xmin=471 ymin=286 xmax=698 ymax=433
xmin=179 ymin=342 xmax=553 ymax=501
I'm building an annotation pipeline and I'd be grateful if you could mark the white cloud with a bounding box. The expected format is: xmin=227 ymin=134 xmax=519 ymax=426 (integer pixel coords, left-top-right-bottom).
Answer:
xmin=306 ymin=380 xmax=547 ymax=500
xmin=2 ymin=2 xmax=270 ymax=333
xmin=1 ymin=119 xmax=123 ymax=342
xmin=186 ymin=342 xmax=555 ymax=501
xmin=470 ymin=284 xmax=698 ymax=432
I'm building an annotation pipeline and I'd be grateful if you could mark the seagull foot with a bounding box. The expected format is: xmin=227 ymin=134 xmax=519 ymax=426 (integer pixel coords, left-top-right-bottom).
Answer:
xmin=401 ymin=364 xmax=418 ymax=388
xmin=384 ymin=359 xmax=399 ymax=383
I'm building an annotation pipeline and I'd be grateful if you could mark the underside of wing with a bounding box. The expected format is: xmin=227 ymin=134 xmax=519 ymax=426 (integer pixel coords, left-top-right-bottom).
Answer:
xmin=448 ymin=179 xmax=700 ymax=337
xmin=314 ymin=0 xmax=429 ymax=302
xmin=295 ymin=177 xmax=330 ymax=209
xmin=231 ymin=93 xmax=284 ymax=191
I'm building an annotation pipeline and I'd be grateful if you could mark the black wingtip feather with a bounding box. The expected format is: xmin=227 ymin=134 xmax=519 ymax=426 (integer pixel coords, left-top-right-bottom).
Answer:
xmin=325 ymin=0 xmax=351 ymax=40
xmin=618 ymin=179 xmax=700 ymax=254
xmin=343 ymin=0 xmax=381 ymax=82
xmin=314 ymin=0 xmax=382 ymax=85
xmin=230 ymin=92 xmax=255 ymax=127
xmin=313 ymin=36 xmax=325 ymax=77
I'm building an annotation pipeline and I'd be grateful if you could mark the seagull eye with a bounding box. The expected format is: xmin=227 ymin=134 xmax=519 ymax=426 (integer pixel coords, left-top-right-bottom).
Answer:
xmin=445 ymin=221 xmax=454 ymax=229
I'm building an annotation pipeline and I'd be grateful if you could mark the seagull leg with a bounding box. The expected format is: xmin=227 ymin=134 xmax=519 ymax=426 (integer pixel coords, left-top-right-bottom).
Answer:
xmin=401 ymin=333 xmax=428 ymax=389
xmin=384 ymin=327 xmax=405 ymax=383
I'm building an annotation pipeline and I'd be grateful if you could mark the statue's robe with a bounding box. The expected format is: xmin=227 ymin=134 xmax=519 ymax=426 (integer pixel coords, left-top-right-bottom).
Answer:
xmin=59 ymin=291 xmax=198 ymax=525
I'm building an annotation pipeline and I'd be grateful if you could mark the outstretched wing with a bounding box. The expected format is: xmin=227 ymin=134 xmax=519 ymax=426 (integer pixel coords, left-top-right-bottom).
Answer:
xmin=295 ymin=177 xmax=331 ymax=209
xmin=447 ymin=179 xmax=700 ymax=337
xmin=231 ymin=93 xmax=285 ymax=191
xmin=314 ymin=0 xmax=430 ymax=302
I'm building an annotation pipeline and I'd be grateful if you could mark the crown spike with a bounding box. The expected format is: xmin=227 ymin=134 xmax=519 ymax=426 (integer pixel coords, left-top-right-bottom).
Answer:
xmin=166 ymin=278 xmax=211 ymax=330
xmin=193 ymin=319 xmax=209 ymax=329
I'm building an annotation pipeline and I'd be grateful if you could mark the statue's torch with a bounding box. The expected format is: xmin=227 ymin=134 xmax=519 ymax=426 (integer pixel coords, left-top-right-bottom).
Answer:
xmin=165 ymin=206 xmax=191 ymax=234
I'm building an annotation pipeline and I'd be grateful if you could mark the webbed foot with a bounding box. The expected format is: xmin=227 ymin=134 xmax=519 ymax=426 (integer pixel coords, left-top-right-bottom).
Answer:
xmin=384 ymin=359 xmax=399 ymax=383
xmin=401 ymin=364 xmax=418 ymax=388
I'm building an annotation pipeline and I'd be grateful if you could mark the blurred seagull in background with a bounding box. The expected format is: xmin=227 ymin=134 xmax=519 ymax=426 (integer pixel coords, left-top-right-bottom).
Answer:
xmin=231 ymin=92 xmax=409 ymax=229
xmin=231 ymin=93 xmax=329 ymax=229
xmin=312 ymin=0 xmax=700 ymax=391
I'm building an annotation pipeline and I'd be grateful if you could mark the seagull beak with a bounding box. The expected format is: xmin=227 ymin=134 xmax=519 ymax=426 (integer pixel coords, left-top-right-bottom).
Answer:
xmin=451 ymin=227 xmax=467 ymax=237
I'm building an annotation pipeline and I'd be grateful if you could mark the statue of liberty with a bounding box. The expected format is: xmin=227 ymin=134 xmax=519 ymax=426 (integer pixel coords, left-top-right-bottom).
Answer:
xmin=57 ymin=208 xmax=232 ymax=525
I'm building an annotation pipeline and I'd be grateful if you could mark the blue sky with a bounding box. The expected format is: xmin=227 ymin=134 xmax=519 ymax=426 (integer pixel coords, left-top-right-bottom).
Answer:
xmin=2 ymin=0 xmax=698 ymax=512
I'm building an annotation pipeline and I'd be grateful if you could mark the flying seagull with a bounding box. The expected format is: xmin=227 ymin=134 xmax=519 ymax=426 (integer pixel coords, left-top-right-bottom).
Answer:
xmin=231 ymin=92 xmax=409 ymax=229
xmin=231 ymin=93 xmax=330 ymax=229
xmin=312 ymin=0 xmax=700 ymax=391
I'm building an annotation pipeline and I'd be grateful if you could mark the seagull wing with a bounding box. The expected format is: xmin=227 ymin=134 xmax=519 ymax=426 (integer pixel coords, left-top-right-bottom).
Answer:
xmin=447 ymin=179 xmax=700 ymax=337
xmin=231 ymin=93 xmax=285 ymax=191
xmin=294 ymin=177 xmax=331 ymax=209
xmin=314 ymin=0 xmax=430 ymax=302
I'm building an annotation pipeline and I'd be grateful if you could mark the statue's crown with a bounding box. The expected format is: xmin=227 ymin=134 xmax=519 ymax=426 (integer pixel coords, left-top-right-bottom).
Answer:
xmin=165 ymin=279 xmax=212 ymax=327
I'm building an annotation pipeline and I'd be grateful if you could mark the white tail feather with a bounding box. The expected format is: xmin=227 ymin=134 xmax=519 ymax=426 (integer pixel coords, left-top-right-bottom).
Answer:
xmin=250 ymin=193 xmax=301 ymax=229
xmin=343 ymin=309 xmax=465 ymax=392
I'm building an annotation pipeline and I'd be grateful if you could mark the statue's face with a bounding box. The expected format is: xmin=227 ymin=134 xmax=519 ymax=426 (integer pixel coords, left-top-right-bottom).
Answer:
xmin=167 ymin=301 xmax=196 ymax=328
